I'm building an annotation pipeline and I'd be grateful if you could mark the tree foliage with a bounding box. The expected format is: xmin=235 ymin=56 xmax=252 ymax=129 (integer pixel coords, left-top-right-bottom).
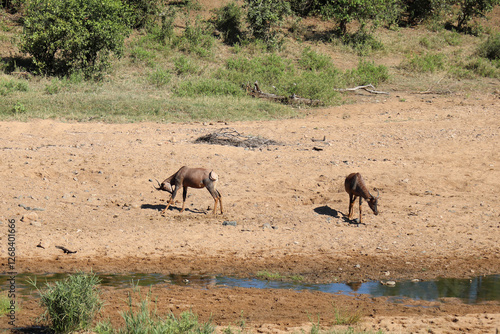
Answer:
xmin=244 ymin=0 xmax=291 ymax=47
xmin=455 ymin=0 xmax=500 ymax=31
xmin=291 ymin=0 xmax=402 ymax=35
xmin=210 ymin=1 xmax=244 ymax=46
xmin=21 ymin=0 xmax=131 ymax=78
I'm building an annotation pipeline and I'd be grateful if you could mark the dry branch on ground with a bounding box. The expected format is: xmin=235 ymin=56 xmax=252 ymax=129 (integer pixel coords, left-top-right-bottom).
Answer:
xmin=195 ymin=127 xmax=281 ymax=149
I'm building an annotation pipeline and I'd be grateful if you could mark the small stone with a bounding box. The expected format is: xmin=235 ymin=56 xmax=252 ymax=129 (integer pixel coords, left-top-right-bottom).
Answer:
xmin=21 ymin=212 xmax=39 ymax=222
xmin=222 ymin=221 xmax=237 ymax=227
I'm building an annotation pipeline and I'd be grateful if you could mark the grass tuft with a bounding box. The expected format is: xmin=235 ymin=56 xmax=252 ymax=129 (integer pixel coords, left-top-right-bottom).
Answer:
xmin=29 ymin=272 xmax=103 ymax=334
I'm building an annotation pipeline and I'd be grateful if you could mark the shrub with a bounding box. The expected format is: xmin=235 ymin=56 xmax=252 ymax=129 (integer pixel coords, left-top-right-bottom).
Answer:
xmin=0 ymin=79 xmax=28 ymax=96
xmin=477 ymin=33 xmax=500 ymax=61
xmin=210 ymin=1 xmax=244 ymax=46
xmin=123 ymin=0 xmax=160 ymax=29
xmin=465 ymin=57 xmax=499 ymax=78
xmin=298 ymin=47 xmax=334 ymax=71
xmin=403 ymin=0 xmax=451 ymax=26
xmin=21 ymin=0 xmax=131 ymax=78
xmin=401 ymin=52 xmax=446 ymax=72
xmin=455 ymin=0 xmax=500 ymax=32
xmin=343 ymin=60 xmax=389 ymax=86
xmin=244 ymin=0 xmax=291 ymax=49
xmin=173 ymin=55 xmax=199 ymax=76
xmin=30 ymin=272 xmax=103 ymax=333
xmin=174 ymin=16 xmax=214 ymax=57
xmin=310 ymin=0 xmax=402 ymax=35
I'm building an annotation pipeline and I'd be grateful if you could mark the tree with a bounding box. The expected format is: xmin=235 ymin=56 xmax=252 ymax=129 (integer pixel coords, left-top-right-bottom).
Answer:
xmin=311 ymin=0 xmax=402 ymax=35
xmin=21 ymin=0 xmax=131 ymax=78
xmin=455 ymin=0 xmax=500 ymax=31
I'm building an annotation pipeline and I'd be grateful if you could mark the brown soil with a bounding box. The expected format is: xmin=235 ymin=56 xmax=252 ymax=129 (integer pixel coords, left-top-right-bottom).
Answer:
xmin=1 ymin=92 xmax=499 ymax=333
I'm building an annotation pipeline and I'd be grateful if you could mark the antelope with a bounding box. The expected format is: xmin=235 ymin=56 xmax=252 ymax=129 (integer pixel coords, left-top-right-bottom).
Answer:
xmin=154 ymin=166 xmax=223 ymax=215
xmin=344 ymin=173 xmax=379 ymax=224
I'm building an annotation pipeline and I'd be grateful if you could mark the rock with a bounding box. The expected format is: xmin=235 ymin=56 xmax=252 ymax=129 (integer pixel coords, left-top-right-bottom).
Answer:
xmin=21 ymin=212 xmax=39 ymax=223
xmin=381 ymin=280 xmax=396 ymax=286
xmin=222 ymin=221 xmax=237 ymax=227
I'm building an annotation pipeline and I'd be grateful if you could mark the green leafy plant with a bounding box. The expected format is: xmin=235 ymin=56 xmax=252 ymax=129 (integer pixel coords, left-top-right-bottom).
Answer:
xmin=401 ymin=52 xmax=447 ymax=73
xmin=454 ymin=0 xmax=500 ymax=32
xmin=174 ymin=15 xmax=214 ymax=57
xmin=173 ymin=55 xmax=199 ymax=75
xmin=21 ymin=0 xmax=131 ymax=78
xmin=29 ymin=272 xmax=103 ymax=334
xmin=313 ymin=0 xmax=402 ymax=36
xmin=244 ymin=0 xmax=291 ymax=49
xmin=0 ymin=79 xmax=28 ymax=96
xmin=124 ymin=0 xmax=160 ymax=29
xmin=12 ymin=102 xmax=26 ymax=114
xmin=211 ymin=1 xmax=245 ymax=46
xmin=477 ymin=32 xmax=500 ymax=61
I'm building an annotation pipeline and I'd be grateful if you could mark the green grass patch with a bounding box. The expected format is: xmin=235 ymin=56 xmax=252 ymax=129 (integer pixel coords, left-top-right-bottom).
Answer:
xmin=0 ymin=78 xmax=28 ymax=96
xmin=109 ymin=290 xmax=214 ymax=334
xmin=400 ymin=52 xmax=447 ymax=73
xmin=0 ymin=294 xmax=11 ymax=316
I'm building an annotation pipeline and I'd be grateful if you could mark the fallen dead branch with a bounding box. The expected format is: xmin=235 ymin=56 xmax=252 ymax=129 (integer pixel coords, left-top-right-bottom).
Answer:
xmin=334 ymin=84 xmax=389 ymax=95
xmin=195 ymin=127 xmax=281 ymax=149
xmin=244 ymin=81 xmax=323 ymax=106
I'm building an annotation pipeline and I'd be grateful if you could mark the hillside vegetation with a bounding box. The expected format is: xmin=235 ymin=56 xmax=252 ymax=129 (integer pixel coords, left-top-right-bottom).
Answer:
xmin=0 ymin=0 xmax=499 ymax=122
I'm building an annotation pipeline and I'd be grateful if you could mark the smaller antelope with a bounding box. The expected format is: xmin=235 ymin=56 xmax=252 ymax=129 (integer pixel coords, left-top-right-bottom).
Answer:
xmin=344 ymin=173 xmax=379 ymax=224
xmin=154 ymin=166 xmax=223 ymax=215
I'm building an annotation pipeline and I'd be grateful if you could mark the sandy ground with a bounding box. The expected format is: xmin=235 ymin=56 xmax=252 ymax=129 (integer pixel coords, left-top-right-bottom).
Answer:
xmin=1 ymin=91 xmax=499 ymax=332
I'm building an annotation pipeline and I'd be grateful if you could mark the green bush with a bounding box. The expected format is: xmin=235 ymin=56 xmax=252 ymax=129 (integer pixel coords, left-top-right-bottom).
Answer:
xmin=401 ymin=52 xmax=446 ymax=72
xmin=455 ymin=0 xmax=500 ymax=31
xmin=123 ymin=0 xmax=160 ymax=29
xmin=477 ymin=33 xmax=500 ymax=61
xmin=21 ymin=0 xmax=131 ymax=78
xmin=0 ymin=79 xmax=28 ymax=96
xmin=465 ymin=57 xmax=499 ymax=78
xmin=403 ymin=0 xmax=451 ymax=26
xmin=210 ymin=1 xmax=244 ymax=46
xmin=310 ymin=0 xmax=402 ymax=35
xmin=343 ymin=60 xmax=389 ymax=86
xmin=173 ymin=55 xmax=199 ymax=76
xmin=245 ymin=0 xmax=291 ymax=48
xmin=299 ymin=47 xmax=334 ymax=71
xmin=31 ymin=272 xmax=103 ymax=333
xmin=174 ymin=16 xmax=214 ymax=57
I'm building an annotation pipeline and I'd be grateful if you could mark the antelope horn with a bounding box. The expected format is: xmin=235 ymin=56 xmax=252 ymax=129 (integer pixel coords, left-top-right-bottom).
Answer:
xmin=375 ymin=189 xmax=380 ymax=199
xmin=154 ymin=178 xmax=162 ymax=190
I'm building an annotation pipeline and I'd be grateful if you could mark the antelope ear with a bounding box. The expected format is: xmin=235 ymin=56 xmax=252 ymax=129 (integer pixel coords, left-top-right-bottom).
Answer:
xmin=164 ymin=183 xmax=173 ymax=193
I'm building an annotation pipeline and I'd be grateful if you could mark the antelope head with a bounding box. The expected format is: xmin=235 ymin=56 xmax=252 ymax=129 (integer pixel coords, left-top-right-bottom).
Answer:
xmin=153 ymin=179 xmax=173 ymax=193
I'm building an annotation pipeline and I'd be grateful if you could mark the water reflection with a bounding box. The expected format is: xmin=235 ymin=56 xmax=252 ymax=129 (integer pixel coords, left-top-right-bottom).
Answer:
xmin=1 ymin=273 xmax=498 ymax=305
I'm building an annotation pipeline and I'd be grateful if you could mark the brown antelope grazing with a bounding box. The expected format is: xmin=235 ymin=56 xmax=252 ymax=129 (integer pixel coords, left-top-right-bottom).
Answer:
xmin=154 ymin=166 xmax=223 ymax=215
xmin=344 ymin=172 xmax=379 ymax=224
